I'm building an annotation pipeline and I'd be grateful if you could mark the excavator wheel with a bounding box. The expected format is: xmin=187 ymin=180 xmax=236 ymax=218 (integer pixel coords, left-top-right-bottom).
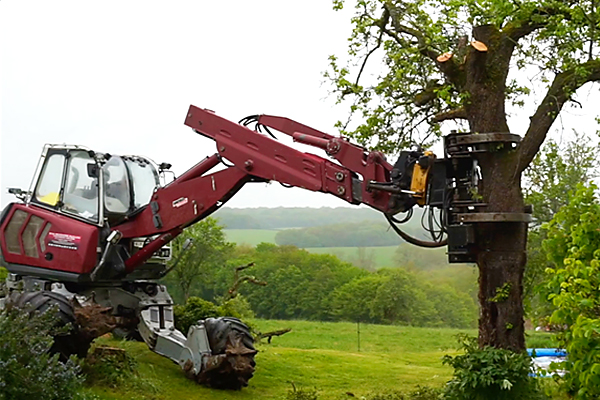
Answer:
xmin=11 ymin=290 xmax=92 ymax=361
xmin=198 ymin=317 xmax=256 ymax=389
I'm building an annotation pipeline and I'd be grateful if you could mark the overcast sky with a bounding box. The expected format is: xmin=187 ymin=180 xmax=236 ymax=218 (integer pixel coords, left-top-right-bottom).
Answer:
xmin=0 ymin=0 xmax=357 ymax=209
xmin=1 ymin=1 xmax=599 ymax=210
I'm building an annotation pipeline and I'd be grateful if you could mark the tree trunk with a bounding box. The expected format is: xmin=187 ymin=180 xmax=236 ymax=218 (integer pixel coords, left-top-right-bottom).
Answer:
xmin=463 ymin=25 xmax=527 ymax=351
xmin=475 ymin=159 xmax=527 ymax=351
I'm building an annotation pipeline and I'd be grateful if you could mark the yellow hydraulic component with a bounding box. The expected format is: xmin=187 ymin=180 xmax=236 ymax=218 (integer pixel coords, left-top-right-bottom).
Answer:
xmin=410 ymin=151 xmax=436 ymax=206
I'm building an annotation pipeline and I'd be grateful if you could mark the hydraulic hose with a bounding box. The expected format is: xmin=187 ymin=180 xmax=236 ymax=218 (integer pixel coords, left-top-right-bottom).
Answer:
xmin=385 ymin=213 xmax=448 ymax=248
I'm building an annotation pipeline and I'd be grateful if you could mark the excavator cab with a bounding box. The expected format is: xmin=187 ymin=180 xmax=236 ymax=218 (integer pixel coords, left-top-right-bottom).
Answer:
xmin=29 ymin=145 xmax=160 ymax=226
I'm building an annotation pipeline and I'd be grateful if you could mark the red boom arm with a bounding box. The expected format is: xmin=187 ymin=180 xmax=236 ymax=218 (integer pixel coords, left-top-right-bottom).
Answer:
xmin=116 ymin=106 xmax=396 ymax=271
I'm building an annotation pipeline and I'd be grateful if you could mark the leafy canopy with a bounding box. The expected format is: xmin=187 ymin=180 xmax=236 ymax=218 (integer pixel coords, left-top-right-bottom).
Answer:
xmin=328 ymin=0 xmax=600 ymax=151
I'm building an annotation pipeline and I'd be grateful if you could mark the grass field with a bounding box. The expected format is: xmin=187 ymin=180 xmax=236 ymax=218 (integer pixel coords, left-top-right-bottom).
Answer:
xmin=82 ymin=319 xmax=555 ymax=400
xmin=225 ymin=229 xmax=278 ymax=246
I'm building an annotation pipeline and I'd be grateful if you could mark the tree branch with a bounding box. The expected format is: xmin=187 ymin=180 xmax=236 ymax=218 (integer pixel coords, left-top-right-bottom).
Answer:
xmin=506 ymin=21 xmax=546 ymax=41
xmin=432 ymin=107 xmax=467 ymax=123
xmin=504 ymin=5 xmax=573 ymax=41
xmin=354 ymin=9 xmax=388 ymax=87
xmin=516 ymin=60 xmax=600 ymax=173
xmin=382 ymin=2 xmax=464 ymax=88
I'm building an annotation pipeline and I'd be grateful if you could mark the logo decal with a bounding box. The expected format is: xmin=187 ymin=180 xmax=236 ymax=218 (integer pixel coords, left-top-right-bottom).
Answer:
xmin=47 ymin=232 xmax=81 ymax=251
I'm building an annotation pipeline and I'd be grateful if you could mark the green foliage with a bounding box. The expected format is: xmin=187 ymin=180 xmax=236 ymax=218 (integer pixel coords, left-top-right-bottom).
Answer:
xmin=330 ymin=274 xmax=387 ymax=323
xmin=328 ymin=268 xmax=476 ymax=328
xmin=166 ymin=217 xmax=234 ymax=302
xmin=217 ymin=294 xmax=255 ymax=320
xmin=442 ymin=335 xmax=545 ymax=400
xmin=0 ymin=268 xmax=7 ymax=297
xmin=523 ymin=135 xmax=599 ymax=322
xmin=173 ymin=295 xmax=255 ymax=335
xmin=173 ymin=297 xmax=221 ymax=334
xmin=524 ymin=134 xmax=598 ymax=228
xmin=0 ymin=305 xmax=84 ymax=400
xmin=327 ymin=0 xmax=600 ymax=150
xmin=232 ymin=245 xmax=476 ymax=327
xmin=83 ymin=348 xmax=137 ymax=389
xmin=172 ymin=226 xmax=476 ymax=328
xmin=489 ymin=283 xmax=512 ymax=303
xmin=544 ymin=184 xmax=600 ymax=398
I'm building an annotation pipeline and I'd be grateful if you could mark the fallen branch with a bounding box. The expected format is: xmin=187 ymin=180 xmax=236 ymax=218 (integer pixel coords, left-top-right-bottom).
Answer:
xmin=256 ymin=328 xmax=292 ymax=344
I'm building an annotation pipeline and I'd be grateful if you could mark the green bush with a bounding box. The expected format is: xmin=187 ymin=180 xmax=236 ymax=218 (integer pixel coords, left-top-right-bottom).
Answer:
xmin=82 ymin=347 xmax=138 ymax=388
xmin=0 ymin=304 xmax=84 ymax=400
xmin=442 ymin=335 xmax=547 ymax=400
xmin=81 ymin=345 xmax=159 ymax=395
xmin=173 ymin=297 xmax=221 ymax=334
xmin=217 ymin=294 xmax=255 ymax=319
xmin=174 ymin=294 xmax=256 ymax=335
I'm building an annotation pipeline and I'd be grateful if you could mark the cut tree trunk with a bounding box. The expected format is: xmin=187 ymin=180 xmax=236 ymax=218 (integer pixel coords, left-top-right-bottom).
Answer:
xmin=462 ymin=24 xmax=528 ymax=351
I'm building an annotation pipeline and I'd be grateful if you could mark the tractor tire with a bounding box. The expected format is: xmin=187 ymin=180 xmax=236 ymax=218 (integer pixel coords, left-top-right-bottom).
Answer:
xmin=11 ymin=290 xmax=92 ymax=361
xmin=201 ymin=317 xmax=256 ymax=389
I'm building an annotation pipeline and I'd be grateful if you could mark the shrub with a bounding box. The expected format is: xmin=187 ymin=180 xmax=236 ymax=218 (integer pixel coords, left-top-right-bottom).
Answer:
xmin=217 ymin=294 xmax=255 ymax=319
xmin=81 ymin=345 xmax=159 ymax=395
xmin=174 ymin=295 xmax=255 ymax=335
xmin=442 ymin=335 xmax=547 ymax=400
xmin=0 ymin=304 xmax=84 ymax=400
xmin=173 ymin=297 xmax=220 ymax=334
xmin=82 ymin=347 xmax=137 ymax=388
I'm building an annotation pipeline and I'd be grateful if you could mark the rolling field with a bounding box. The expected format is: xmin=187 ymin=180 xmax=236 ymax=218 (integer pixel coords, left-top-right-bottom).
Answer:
xmin=225 ymin=229 xmax=278 ymax=246
xmin=224 ymin=229 xmax=398 ymax=268
xmin=82 ymin=319 xmax=555 ymax=400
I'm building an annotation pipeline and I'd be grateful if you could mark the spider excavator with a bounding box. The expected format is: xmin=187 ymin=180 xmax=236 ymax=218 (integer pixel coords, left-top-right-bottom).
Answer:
xmin=0 ymin=105 xmax=527 ymax=389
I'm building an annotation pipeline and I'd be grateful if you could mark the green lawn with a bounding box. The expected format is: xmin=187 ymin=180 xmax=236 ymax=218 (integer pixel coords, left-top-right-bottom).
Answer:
xmin=82 ymin=320 xmax=556 ymax=400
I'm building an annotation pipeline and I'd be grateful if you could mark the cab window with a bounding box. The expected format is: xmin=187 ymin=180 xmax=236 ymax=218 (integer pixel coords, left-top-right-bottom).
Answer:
xmin=35 ymin=153 xmax=65 ymax=206
xmin=62 ymin=151 xmax=99 ymax=221
xmin=125 ymin=158 xmax=159 ymax=209
xmin=103 ymin=156 xmax=131 ymax=214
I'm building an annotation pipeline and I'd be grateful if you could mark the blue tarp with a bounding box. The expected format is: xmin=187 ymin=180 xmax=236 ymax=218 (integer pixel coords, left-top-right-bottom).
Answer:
xmin=527 ymin=348 xmax=567 ymax=357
